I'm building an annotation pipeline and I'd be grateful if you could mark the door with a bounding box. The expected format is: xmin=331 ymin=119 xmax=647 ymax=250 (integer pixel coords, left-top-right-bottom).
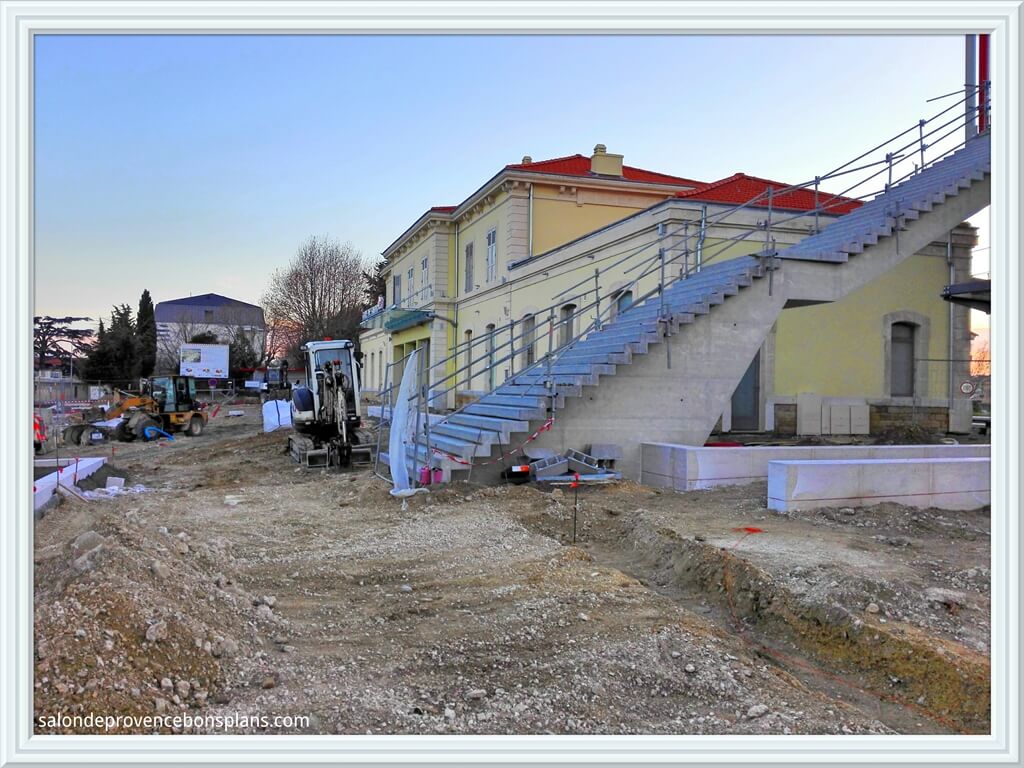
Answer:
xmin=730 ymin=351 xmax=760 ymax=432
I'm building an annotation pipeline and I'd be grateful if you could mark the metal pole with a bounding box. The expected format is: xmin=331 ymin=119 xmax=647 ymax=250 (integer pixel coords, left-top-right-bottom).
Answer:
xmin=965 ymin=34 xmax=978 ymax=140
xmin=682 ymin=221 xmax=690 ymax=279
xmin=764 ymin=187 xmax=773 ymax=253
xmin=546 ymin=309 xmax=555 ymax=414
xmin=593 ymin=269 xmax=602 ymax=330
xmin=918 ymin=119 xmax=927 ymax=169
xmin=885 ymin=152 xmax=893 ymax=192
xmin=411 ymin=351 xmax=422 ymax=486
xmin=813 ymin=177 xmax=820 ymax=234
xmin=421 ymin=348 xmax=432 ymax=485
xmin=658 ymin=247 xmax=667 ymax=319
xmin=373 ymin=359 xmax=392 ymax=478
xmin=508 ymin=319 xmax=516 ymax=378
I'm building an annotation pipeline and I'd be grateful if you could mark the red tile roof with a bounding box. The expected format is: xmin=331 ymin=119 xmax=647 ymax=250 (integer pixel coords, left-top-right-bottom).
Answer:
xmin=674 ymin=173 xmax=861 ymax=215
xmin=506 ymin=154 xmax=701 ymax=187
xmin=429 ymin=205 xmax=457 ymax=214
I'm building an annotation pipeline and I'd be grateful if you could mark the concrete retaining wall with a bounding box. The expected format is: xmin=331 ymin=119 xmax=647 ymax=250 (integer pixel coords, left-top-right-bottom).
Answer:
xmin=640 ymin=442 xmax=990 ymax=491
xmin=766 ymin=457 xmax=990 ymax=512
xmin=33 ymin=457 xmax=106 ymax=513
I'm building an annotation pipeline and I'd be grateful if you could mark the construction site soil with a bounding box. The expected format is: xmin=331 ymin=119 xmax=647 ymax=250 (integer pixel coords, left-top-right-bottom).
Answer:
xmin=34 ymin=410 xmax=990 ymax=735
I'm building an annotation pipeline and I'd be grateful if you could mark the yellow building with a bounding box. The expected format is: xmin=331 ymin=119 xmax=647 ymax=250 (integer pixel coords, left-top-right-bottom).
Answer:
xmin=360 ymin=145 xmax=974 ymax=435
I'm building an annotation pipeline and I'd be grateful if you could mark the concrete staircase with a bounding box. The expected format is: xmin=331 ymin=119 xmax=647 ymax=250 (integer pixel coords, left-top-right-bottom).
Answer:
xmin=382 ymin=134 xmax=991 ymax=484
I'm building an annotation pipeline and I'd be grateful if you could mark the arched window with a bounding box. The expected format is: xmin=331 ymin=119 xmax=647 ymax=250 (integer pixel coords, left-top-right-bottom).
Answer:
xmin=521 ymin=314 xmax=536 ymax=368
xmin=464 ymin=330 xmax=474 ymax=390
xmin=891 ymin=322 xmax=916 ymax=396
xmin=485 ymin=324 xmax=497 ymax=390
xmin=559 ymin=304 xmax=577 ymax=347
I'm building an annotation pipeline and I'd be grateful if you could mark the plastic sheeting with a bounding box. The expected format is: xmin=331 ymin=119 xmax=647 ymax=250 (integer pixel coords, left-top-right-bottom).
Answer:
xmin=262 ymin=399 xmax=293 ymax=433
xmin=389 ymin=349 xmax=422 ymax=498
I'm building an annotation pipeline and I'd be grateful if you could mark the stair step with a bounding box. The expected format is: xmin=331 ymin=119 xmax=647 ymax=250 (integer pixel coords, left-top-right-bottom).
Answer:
xmin=447 ymin=412 xmax=529 ymax=437
xmin=431 ymin=422 xmax=499 ymax=447
xmin=464 ymin=402 xmax=546 ymax=420
xmin=417 ymin=432 xmax=489 ymax=460
xmin=477 ymin=393 xmax=549 ymax=409
xmin=499 ymin=382 xmax=582 ymax=399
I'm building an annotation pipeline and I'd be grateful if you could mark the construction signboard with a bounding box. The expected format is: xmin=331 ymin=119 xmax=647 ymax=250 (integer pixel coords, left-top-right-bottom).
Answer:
xmin=179 ymin=343 xmax=229 ymax=379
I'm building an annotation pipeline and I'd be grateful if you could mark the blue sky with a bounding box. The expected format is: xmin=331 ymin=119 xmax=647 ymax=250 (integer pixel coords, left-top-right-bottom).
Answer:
xmin=35 ymin=33 xmax=978 ymax=323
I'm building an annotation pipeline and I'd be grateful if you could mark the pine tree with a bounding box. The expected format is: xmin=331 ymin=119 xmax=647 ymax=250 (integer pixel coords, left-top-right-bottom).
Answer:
xmin=83 ymin=305 xmax=141 ymax=386
xmin=137 ymin=289 xmax=157 ymax=377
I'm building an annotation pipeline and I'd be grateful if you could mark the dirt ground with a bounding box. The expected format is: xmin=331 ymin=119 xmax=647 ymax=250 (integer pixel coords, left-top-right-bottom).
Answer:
xmin=33 ymin=409 xmax=990 ymax=735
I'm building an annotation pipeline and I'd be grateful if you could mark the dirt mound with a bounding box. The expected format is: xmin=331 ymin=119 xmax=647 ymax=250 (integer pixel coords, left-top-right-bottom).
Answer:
xmin=33 ymin=498 xmax=280 ymax=733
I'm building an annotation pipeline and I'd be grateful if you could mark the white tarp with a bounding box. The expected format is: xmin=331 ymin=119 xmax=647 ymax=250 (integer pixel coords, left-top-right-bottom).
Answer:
xmin=262 ymin=399 xmax=293 ymax=433
xmin=388 ymin=349 xmax=422 ymax=498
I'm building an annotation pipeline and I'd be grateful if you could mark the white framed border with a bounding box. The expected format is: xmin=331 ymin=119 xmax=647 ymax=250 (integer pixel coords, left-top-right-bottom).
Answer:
xmin=0 ymin=2 xmax=1019 ymax=765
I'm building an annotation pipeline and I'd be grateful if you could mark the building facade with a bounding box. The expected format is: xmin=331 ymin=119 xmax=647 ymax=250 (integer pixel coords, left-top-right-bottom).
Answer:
xmin=360 ymin=146 xmax=975 ymax=435
xmin=155 ymin=293 xmax=266 ymax=373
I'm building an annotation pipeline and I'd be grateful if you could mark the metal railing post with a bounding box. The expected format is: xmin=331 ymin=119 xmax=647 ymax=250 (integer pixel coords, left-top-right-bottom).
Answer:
xmin=411 ymin=353 xmax=421 ymax=486
xmin=682 ymin=221 xmax=690 ymax=279
xmin=885 ymin=152 xmax=893 ymax=192
xmin=593 ymin=269 xmax=602 ymax=330
xmin=658 ymin=247 xmax=667 ymax=318
xmin=764 ymin=187 xmax=773 ymax=253
xmin=546 ymin=309 xmax=555 ymax=413
xmin=918 ymin=118 xmax=926 ymax=169
xmin=507 ymin=319 xmax=516 ymax=378
xmin=373 ymin=359 xmax=392 ymax=479
xmin=420 ymin=349 xmax=431 ymax=482
xmin=813 ymin=176 xmax=820 ymax=234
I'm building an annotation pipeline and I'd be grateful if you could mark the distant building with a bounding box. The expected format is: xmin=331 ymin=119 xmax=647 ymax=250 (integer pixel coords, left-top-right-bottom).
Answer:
xmin=155 ymin=293 xmax=266 ymax=372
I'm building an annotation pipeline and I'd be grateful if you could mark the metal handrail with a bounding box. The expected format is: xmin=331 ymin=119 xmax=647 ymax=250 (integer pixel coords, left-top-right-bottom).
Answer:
xmin=377 ymin=89 xmax=989 ymax=424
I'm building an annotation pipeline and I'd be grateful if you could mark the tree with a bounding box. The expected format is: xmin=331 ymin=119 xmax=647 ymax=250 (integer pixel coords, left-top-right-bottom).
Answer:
xmin=33 ymin=316 xmax=93 ymax=370
xmin=82 ymin=304 xmax=140 ymax=386
xmin=262 ymin=236 xmax=368 ymax=350
xmin=228 ymin=326 xmax=260 ymax=381
xmin=189 ymin=331 xmax=220 ymax=344
xmin=137 ymin=289 xmax=157 ymax=377
xmin=363 ymin=258 xmax=388 ymax=309
xmin=971 ymin=337 xmax=991 ymax=376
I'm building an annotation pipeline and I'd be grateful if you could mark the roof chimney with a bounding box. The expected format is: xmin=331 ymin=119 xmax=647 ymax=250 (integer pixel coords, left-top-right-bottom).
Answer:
xmin=521 ymin=155 xmax=532 ymax=164
xmin=590 ymin=144 xmax=623 ymax=177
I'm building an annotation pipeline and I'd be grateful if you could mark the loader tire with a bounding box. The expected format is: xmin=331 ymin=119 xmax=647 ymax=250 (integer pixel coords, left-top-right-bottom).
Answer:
xmin=186 ymin=416 xmax=204 ymax=437
xmin=62 ymin=425 xmax=83 ymax=446
xmin=135 ymin=416 xmax=161 ymax=441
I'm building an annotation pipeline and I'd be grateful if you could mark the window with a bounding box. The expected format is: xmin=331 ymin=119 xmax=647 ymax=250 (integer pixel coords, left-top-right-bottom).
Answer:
xmin=485 ymin=324 xmax=496 ymax=390
xmin=559 ymin=304 xmax=577 ymax=347
xmin=392 ymin=274 xmax=402 ymax=305
xmin=204 ymin=309 xmax=214 ymax=321
xmin=486 ymin=228 xmax=497 ymax=283
xmin=521 ymin=314 xmax=536 ymax=368
xmin=463 ymin=330 xmax=473 ymax=390
xmin=464 ymin=242 xmax=474 ymax=292
xmin=407 ymin=267 xmax=415 ymax=300
xmin=615 ymin=290 xmax=633 ymax=317
xmin=421 ymin=257 xmax=429 ymax=294
xmin=891 ymin=322 xmax=916 ymax=396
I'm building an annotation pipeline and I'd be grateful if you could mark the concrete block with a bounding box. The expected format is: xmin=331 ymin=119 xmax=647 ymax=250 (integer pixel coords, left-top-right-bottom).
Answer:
xmin=796 ymin=394 xmax=822 ymax=436
xmin=767 ymin=457 xmax=990 ymax=512
xmin=850 ymin=404 xmax=870 ymax=435
xmin=829 ymin=405 xmax=851 ymax=435
xmin=639 ymin=443 xmax=990 ymax=491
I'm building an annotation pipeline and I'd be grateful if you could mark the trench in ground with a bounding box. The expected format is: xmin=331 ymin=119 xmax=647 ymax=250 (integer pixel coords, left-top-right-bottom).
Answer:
xmin=512 ymin=491 xmax=989 ymax=735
